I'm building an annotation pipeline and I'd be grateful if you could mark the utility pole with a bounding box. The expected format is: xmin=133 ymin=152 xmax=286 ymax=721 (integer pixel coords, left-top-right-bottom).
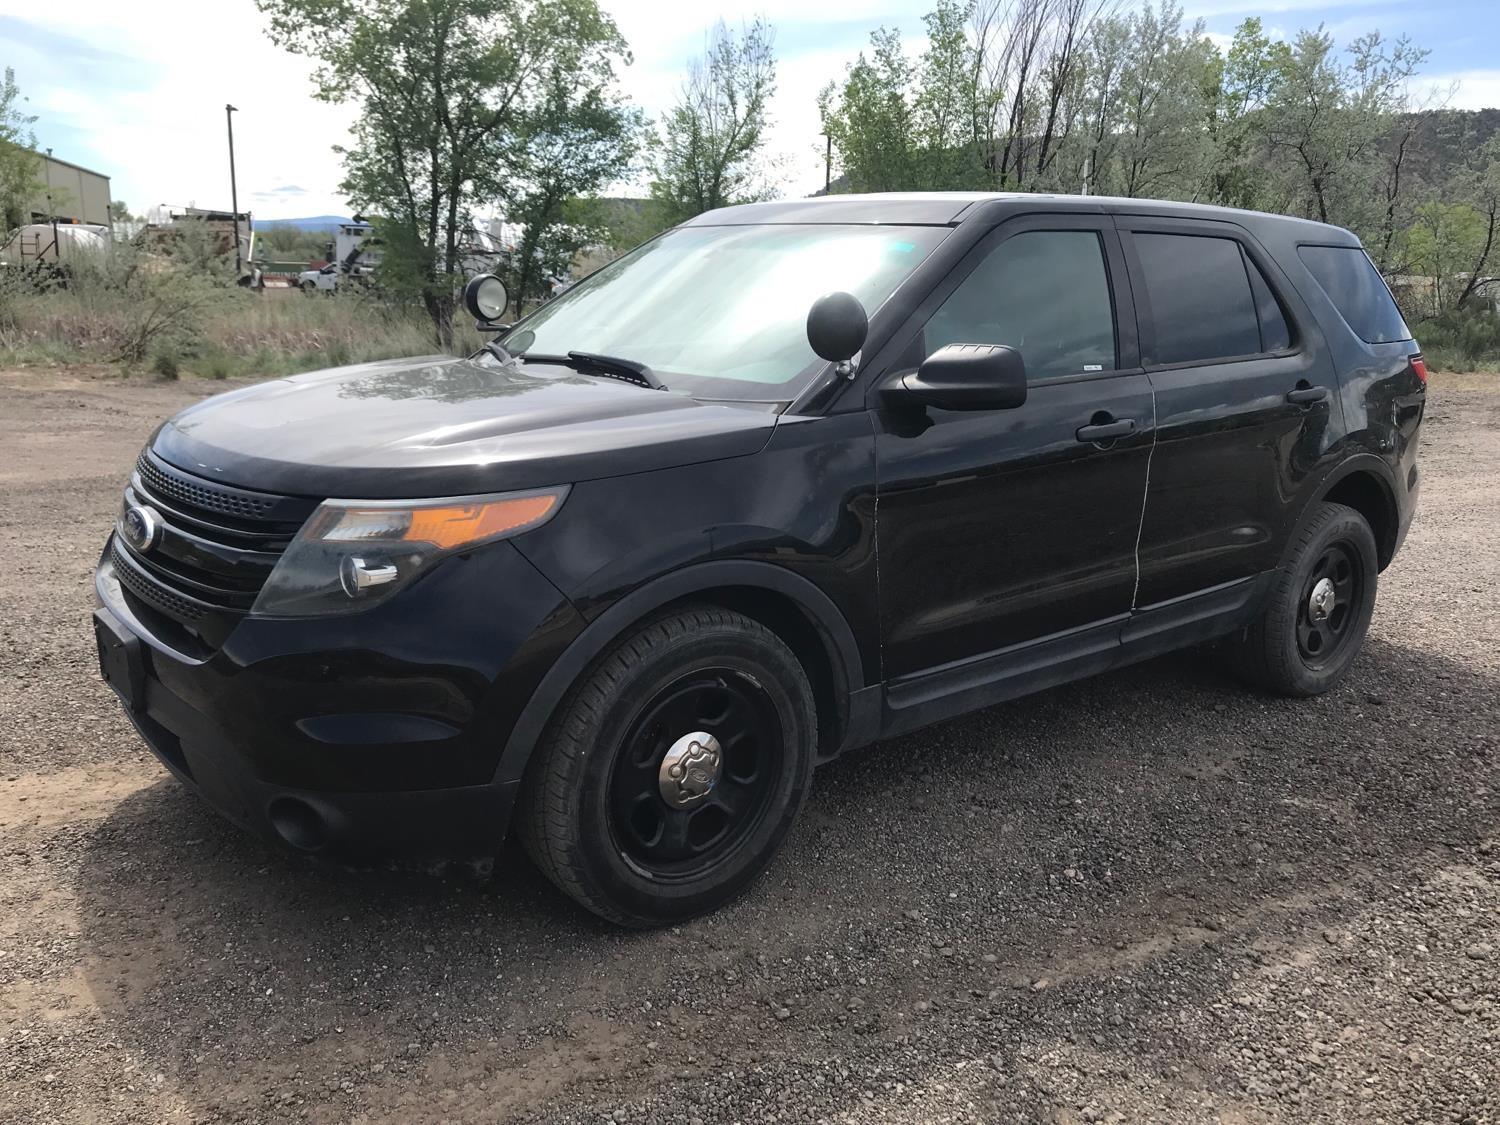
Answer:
xmin=225 ymin=104 xmax=242 ymax=273
xmin=44 ymin=147 xmax=59 ymax=260
xmin=824 ymin=131 xmax=832 ymax=193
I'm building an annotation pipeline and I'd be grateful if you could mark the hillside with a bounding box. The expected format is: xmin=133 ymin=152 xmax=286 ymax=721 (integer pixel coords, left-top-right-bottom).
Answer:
xmin=251 ymin=214 xmax=350 ymax=233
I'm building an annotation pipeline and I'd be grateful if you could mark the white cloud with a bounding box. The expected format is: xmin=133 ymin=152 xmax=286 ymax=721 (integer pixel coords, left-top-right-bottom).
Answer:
xmin=4 ymin=0 xmax=356 ymax=218
xmin=16 ymin=0 xmax=1490 ymax=224
xmin=1417 ymin=70 xmax=1500 ymax=112
xmin=1181 ymin=0 xmax=1401 ymax=17
xmin=5 ymin=0 xmax=913 ymax=218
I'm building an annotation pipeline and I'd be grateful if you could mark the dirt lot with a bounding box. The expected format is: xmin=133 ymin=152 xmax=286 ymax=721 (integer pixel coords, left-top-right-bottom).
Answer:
xmin=0 ymin=367 xmax=1495 ymax=1125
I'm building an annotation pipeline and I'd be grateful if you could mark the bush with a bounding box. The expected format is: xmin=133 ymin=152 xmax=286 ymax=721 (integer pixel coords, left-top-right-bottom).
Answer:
xmin=152 ymin=351 xmax=180 ymax=379
xmin=1417 ymin=306 xmax=1500 ymax=368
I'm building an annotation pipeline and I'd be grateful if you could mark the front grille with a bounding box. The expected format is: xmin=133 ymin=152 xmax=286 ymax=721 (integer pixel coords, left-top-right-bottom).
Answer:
xmin=136 ymin=451 xmax=280 ymax=520
xmin=111 ymin=538 xmax=206 ymax=621
xmin=112 ymin=450 xmax=320 ymax=634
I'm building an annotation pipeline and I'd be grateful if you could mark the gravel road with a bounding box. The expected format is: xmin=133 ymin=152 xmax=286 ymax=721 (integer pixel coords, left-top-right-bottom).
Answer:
xmin=1 ymin=366 xmax=1495 ymax=1125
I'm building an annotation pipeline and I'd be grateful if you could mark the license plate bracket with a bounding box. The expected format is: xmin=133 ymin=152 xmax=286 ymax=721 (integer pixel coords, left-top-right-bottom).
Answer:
xmin=94 ymin=608 xmax=146 ymax=712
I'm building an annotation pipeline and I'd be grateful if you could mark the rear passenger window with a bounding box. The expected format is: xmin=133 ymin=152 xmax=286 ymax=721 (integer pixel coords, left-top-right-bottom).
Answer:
xmin=1134 ymin=233 xmax=1265 ymax=364
xmin=923 ymin=230 xmax=1116 ymax=379
xmin=1297 ymin=245 xmax=1411 ymax=344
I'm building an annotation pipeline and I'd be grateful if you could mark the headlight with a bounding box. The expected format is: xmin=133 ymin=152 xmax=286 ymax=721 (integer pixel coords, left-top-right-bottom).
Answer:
xmin=251 ymin=486 xmax=568 ymax=617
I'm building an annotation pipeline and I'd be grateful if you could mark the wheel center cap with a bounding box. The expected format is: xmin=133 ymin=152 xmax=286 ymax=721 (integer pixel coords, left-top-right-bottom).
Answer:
xmin=659 ymin=731 xmax=722 ymax=809
xmin=1308 ymin=577 xmax=1336 ymax=622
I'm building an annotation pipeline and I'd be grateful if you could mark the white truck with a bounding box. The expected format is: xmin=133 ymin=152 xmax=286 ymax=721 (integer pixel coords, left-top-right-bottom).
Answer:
xmin=298 ymin=221 xmax=379 ymax=293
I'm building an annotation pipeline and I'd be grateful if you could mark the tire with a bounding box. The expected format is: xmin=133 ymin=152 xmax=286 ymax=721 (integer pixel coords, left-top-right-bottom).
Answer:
xmin=300 ymin=281 xmax=315 ymax=294
xmin=518 ymin=605 xmax=817 ymax=927
xmin=1227 ymin=501 xmax=1378 ymax=697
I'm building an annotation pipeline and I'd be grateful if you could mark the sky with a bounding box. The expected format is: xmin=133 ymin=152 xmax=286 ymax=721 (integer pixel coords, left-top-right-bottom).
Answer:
xmin=4 ymin=0 xmax=1500 ymax=222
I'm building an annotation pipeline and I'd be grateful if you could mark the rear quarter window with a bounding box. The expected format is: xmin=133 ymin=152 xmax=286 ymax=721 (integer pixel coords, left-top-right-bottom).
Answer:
xmin=1297 ymin=245 xmax=1411 ymax=344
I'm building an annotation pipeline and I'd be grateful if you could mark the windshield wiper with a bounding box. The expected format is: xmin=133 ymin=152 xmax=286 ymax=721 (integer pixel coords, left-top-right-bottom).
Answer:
xmin=522 ymin=351 xmax=666 ymax=391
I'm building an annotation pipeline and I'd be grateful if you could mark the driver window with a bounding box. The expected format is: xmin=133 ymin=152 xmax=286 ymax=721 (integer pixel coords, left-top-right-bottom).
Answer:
xmin=923 ymin=230 xmax=1117 ymax=380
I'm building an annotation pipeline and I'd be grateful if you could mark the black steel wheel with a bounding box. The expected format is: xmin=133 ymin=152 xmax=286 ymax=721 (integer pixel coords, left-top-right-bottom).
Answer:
xmin=519 ymin=605 xmax=816 ymax=927
xmin=609 ymin=670 xmax=782 ymax=879
xmin=1295 ymin=542 xmax=1363 ymax=667
xmin=1227 ymin=501 xmax=1378 ymax=697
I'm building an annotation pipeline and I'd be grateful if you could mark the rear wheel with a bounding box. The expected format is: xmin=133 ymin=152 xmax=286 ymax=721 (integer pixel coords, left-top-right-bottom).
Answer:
xmin=518 ymin=606 xmax=816 ymax=927
xmin=1227 ymin=501 xmax=1378 ymax=696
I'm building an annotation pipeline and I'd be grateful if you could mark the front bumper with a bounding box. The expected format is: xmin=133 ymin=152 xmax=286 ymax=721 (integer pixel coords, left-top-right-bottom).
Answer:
xmin=94 ymin=538 xmax=580 ymax=859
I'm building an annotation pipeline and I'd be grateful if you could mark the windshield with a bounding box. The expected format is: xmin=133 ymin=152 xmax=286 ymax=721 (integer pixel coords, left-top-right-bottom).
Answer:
xmin=501 ymin=223 xmax=948 ymax=400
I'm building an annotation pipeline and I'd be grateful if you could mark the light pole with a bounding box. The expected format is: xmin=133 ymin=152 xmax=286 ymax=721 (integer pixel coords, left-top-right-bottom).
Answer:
xmin=225 ymin=104 xmax=242 ymax=273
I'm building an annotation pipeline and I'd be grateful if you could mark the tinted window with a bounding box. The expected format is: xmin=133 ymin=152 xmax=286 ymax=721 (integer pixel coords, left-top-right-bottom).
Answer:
xmin=924 ymin=230 xmax=1116 ymax=379
xmin=1298 ymin=245 xmax=1411 ymax=344
xmin=1246 ymin=256 xmax=1291 ymax=352
xmin=1134 ymin=233 xmax=1260 ymax=364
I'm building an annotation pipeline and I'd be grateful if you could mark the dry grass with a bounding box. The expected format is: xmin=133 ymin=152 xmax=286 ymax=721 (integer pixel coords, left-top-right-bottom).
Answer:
xmin=0 ymin=279 xmax=484 ymax=380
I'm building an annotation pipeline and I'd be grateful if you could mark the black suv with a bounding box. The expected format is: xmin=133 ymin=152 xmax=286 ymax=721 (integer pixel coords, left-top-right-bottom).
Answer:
xmin=94 ymin=194 xmax=1425 ymax=926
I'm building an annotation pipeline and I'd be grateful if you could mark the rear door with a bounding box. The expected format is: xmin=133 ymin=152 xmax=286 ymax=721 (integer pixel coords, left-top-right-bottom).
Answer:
xmin=1117 ymin=217 xmax=1337 ymax=608
xmin=873 ymin=215 xmax=1155 ymax=679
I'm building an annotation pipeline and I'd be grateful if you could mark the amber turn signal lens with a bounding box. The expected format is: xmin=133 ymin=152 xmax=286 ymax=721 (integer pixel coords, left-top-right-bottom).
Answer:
xmin=403 ymin=494 xmax=560 ymax=549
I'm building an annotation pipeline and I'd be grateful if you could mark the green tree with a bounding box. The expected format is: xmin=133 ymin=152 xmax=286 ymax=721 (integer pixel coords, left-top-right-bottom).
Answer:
xmin=1263 ymin=28 xmax=1426 ymax=229
xmin=257 ymin=221 xmax=328 ymax=261
xmin=1406 ymin=201 xmax=1489 ymax=315
xmin=824 ymin=0 xmax=1102 ymax=194
xmin=502 ymin=72 xmax=642 ymax=312
xmin=259 ymin=0 xmax=632 ymax=347
xmin=1401 ymin=136 xmax=1500 ymax=317
xmin=0 ymin=67 xmax=41 ymax=231
xmin=108 ymin=199 xmax=132 ymax=224
xmin=820 ymin=27 xmax=920 ymax=193
xmin=1202 ymin=19 xmax=1290 ymax=210
xmin=911 ymin=0 xmax=987 ymax=189
xmin=1110 ymin=3 xmax=1217 ymax=199
xmin=650 ymin=18 xmax=776 ymax=224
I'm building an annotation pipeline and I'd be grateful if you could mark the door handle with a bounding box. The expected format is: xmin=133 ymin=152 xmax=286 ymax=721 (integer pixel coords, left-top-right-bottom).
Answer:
xmin=1286 ymin=384 xmax=1329 ymax=405
xmin=1076 ymin=417 xmax=1136 ymax=443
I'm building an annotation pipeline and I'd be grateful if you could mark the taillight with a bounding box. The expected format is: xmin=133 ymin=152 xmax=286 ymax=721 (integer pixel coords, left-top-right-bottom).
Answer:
xmin=1410 ymin=352 xmax=1428 ymax=385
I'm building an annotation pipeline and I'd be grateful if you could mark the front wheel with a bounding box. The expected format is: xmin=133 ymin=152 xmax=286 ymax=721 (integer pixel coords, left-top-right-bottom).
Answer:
xmin=518 ymin=606 xmax=816 ymax=927
xmin=1227 ymin=501 xmax=1378 ymax=697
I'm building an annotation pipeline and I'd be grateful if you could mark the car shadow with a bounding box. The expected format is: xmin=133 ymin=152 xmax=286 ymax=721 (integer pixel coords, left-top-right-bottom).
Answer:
xmin=71 ymin=634 xmax=1497 ymax=1122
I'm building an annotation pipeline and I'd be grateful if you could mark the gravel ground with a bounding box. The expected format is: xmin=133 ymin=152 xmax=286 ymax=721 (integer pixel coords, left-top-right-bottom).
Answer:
xmin=0 ymin=366 xmax=1495 ymax=1125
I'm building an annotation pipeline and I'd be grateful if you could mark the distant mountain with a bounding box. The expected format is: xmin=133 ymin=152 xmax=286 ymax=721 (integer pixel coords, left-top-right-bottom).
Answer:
xmin=252 ymin=215 xmax=351 ymax=232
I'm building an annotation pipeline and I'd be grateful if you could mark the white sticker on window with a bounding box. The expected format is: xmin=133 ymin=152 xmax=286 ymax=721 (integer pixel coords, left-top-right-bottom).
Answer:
xmin=1083 ymin=364 xmax=1103 ymax=371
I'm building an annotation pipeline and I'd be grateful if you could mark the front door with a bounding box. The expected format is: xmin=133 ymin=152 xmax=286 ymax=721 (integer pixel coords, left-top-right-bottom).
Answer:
xmin=873 ymin=216 xmax=1155 ymax=681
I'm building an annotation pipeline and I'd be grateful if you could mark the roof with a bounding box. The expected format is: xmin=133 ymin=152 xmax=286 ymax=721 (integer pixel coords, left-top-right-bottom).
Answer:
xmin=684 ymin=192 xmax=1354 ymax=242
xmin=31 ymin=151 xmax=111 ymax=181
xmin=684 ymin=193 xmax=1002 ymax=226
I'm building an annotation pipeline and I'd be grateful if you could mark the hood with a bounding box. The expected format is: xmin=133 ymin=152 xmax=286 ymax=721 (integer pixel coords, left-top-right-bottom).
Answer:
xmin=151 ymin=354 xmax=779 ymax=498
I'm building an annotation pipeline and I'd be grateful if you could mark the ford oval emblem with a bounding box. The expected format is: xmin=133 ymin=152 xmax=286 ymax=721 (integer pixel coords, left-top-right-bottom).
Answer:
xmin=121 ymin=505 xmax=162 ymax=554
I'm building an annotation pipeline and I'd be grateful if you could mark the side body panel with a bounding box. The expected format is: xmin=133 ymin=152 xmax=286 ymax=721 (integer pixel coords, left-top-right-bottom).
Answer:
xmin=510 ymin=411 xmax=880 ymax=672
xmin=867 ymin=213 xmax=1155 ymax=679
xmin=1266 ymin=232 xmax=1426 ymax=560
xmin=1117 ymin=215 xmax=1349 ymax=607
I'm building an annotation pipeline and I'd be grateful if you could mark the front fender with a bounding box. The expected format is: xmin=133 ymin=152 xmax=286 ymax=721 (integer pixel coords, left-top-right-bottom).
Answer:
xmin=491 ymin=559 xmax=868 ymax=786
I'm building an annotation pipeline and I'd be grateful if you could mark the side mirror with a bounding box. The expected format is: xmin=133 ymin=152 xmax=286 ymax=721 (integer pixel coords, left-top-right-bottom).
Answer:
xmin=463 ymin=273 xmax=509 ymax=325
xmin=882 ymin=343 xmax=1027 ymax=411
xmin=806 ymin=291 xmax=868 ymax=362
